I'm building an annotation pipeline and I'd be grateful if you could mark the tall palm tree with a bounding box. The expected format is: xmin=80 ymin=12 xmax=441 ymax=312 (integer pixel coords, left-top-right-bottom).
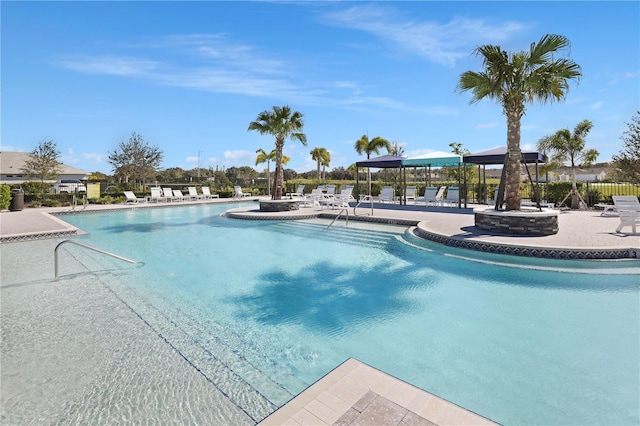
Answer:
xmin=321 ymin=152 xmax=331 ymax=181
xmin=354 ymin=134 xmax=391 ymax=195
xmin=248 ymin=106 xmax=306 ymax=200
xmin=310 ymin=147 xmax=329 ymax=181
xmin=537 ymin=119 xmax=598 ymax=209
xmin=255 ymin=148 xmax=291 ymax=196
xmin=457 ymin=34 xmax=582 ymax=210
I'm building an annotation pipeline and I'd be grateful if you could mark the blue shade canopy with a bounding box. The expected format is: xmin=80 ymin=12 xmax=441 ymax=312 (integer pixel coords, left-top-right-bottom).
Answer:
xmin=355 ymin=154 xmax=405 ymax=168
xmin=463 ymin=147 xmax=547 ymax=164
xmin=403 ymin=151 xmax=462 ymax=167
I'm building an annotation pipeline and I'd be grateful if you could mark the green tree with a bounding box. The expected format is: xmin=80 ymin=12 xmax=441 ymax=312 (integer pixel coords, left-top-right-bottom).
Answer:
xmin=108 ymin=132 xmax=163 ymax=191
xmin=20 ymin=139 xmax=62 ymax=183
xmin=354 ymin=134 xmax=391 ymax=194
xmin=457 ymin=34 xmax=581 ymax=210
xmin=537 ymin=119 xmax=598 ymax=209
xmin=612 ymin=111 xmax=640 ymax=184
xmin=256 ymin=148 xmax=290 ymax=195
xmin=310 ymin=147 xmax=330 ymax=181
xmin=248 ymin=106 xmax=307 ymax=200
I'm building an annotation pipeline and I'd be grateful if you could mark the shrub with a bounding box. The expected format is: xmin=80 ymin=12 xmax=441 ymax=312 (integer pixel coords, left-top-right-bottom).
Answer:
xmin=0 ymin=185 xmax=11 ymax=210
xmin=42 ymin=198 xmax=61 ymax=207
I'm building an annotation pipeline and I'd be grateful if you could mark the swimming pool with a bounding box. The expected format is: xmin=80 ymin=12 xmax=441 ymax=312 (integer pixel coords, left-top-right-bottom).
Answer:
xmin=59 ymin=203 xmax=639 ymax=425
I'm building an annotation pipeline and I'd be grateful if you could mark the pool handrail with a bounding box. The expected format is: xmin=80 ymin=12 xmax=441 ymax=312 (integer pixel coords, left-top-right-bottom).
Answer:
xmin=54 ymin=239 xmax=139 ymax=280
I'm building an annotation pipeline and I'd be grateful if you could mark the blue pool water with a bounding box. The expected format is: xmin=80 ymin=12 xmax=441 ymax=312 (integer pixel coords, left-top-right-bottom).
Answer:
xmin=60 ymin=203 xmax=640 ymax=425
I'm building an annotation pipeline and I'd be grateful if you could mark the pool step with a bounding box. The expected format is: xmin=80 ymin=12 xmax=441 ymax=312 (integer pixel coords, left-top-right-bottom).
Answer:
xmin=273 ymin=221 xmax=395 ymax=248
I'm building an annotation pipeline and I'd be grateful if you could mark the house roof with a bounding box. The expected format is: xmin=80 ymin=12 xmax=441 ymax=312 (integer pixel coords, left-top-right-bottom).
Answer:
xmin=0 ymin=151 xmax=88 ymax=176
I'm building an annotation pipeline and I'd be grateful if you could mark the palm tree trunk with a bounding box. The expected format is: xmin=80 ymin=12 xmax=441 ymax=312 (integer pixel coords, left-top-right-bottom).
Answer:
xmin=266 ymin=162 xmax=271 ymax=196
xmin=274 ymin=140 xmax=284 ymax=200
xmin=505 ymin=109 xmax=523 ymax=210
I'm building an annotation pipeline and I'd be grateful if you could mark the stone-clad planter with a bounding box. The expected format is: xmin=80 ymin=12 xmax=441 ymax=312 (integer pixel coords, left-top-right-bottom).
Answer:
xmin=474 ymin=208 xmax=559 ymax=236
xmin=259 ymin=200 xmax=300 ymax=212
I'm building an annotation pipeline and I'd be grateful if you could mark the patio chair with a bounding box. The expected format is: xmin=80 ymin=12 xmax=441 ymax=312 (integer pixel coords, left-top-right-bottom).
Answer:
xmin=405 ymin=186 xmax=417 ymax=204
xmin=163 ymin=188 xmax=181 ymax=202
xmin=305 ymin=188 xmax=324 ymax=210
xmin=442 ymin=187 xmax=459 ymax=207
xmin=376 ymin=186 xmax=395 ymax=204
xmin=432 ymin=186 xmax=446 ymax=206
xmin=233 ymin=186 xmax=252 ymax=199
xmin=173 ymin=189 xmax=189 ymax=201
xmin=613 ymin=196 xmax=640 ymax=234
xmin=286 ymin=184 xmax=305 ymax=199
xmin=325 ymin=184 xmax=336 ymax=196
xmin=329 ymin=185 xmax=354 ymax=209
xmin=201 ymin=187 xmax=219 ymax=199
xmin=123 ymin=191 xmax=146 ymax=203
xmin=187 ymin=186 xmax=203 ymax=200
xmin=149 ymin=187 xmax=167 ymax=203
xmin=416 ymin=187 xmax=437 ymax=206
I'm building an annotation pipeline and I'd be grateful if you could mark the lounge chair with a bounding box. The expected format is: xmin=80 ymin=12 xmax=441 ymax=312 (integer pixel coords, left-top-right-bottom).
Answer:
xmin=233 ymin=186 xmax=252 ymax=199
xmin=405 ymin=186 xmax=417 ymax=204
xmin=329 ymin=185 xmax=354 ymax=209
xmin=613 ymin=196 xmax=640 ymax=234
xmin=376 ymin=186 xmax=395 ymax=204
xmin=286 ymin=184 xmax=305 ymax=199
xmin=201 ymin=187 xmax=219 ymax=199
xmin=173 ymin=189 xmax=189 ymax=201
xmin=187 ymin=186 xmax=203 ymax=200
xmin=163 ymin=188 xmax=180 ymax=202
xmin=123 ymin=191 xmax=146 ymax=203
xmin=305 ymin=188 xmax=324 ymax=210
xmin=149 ymin=187 xmax=166 ymax=203
xmin=325 ymin=184 xmax=336 ymax=196
xmin=432 ymin=186 xmax=446 ymax=206
xmin=415 ymin=186 xmax=437 ymax=206
xmin=442 ymin=187 xmax=459 ymax=207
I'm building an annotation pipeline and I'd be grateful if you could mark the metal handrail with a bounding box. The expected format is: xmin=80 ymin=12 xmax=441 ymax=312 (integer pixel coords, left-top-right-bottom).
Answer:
xmin=353 ymin=194 xmax=374 ymax=216
xmin=327 ymin=208 xmax=349 ymax=229
xmin=54 ymin=240 xmax=138 ymax=280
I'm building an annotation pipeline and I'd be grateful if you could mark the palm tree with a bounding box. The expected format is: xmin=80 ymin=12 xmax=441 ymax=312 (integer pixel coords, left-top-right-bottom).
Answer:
xmin=310 ymin=147 xmax=330 ymax=181
xmin=457 ymin=34 xmax=582 ymax=210
xmin=255 ymin=148 xmax=275 ymax=196
xmin=321 ymin=152 xmax=331 ymax=181
xmin=354 ymin=134 xmax=391 ymax=195
xmin=537 ymin=119 xmax=598 ymax=209
xmin=248 ymin=106 xmax=306 ymax=200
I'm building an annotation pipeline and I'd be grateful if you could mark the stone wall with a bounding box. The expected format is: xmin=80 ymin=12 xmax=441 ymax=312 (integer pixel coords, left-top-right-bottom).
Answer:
xmin=475 ymin=210 xmax=558 ymax=236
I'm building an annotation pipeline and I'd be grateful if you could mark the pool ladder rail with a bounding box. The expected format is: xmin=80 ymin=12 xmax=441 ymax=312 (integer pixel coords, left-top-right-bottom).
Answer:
xmin=54 ymin=239 xmax=140 ymax=280
xmin=327 ymin=207 xmax=349 ymax=229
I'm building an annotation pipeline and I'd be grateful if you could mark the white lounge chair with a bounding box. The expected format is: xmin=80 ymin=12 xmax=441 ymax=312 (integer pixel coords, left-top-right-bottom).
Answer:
xmin=416 ymin=186 xmax=437 ymax=206
xmin=325 ymin=184 xmax=336 ymax=196
xmin=442 ymin=187 xmax=459 ymax=207
xmin=149 ymin=187 xmax=166 ymax=203
xmin=123 ymin=191 xmax=146 ymax=203
xmin=329 ymin=185 xmax=354 ymax=209
xmin=187 ymin=186 xmax=203 ymax=200
xmin=233 ymin=186 xmax=251 ymax=199
xmin=163 ymin=188 xmax=181 ymax=202
xmin=613 ymin=196 xmax=640 ymax=234
xmin=376 ymin=186 xmax=395 ymax=204
xmin=201 ymin=187 xmax=218 ymax=199
xmin=405 ymin=186 xmax=417 ymax=204
xmin=431 ymin=186 xmax=446 ymax=206
xmin=173 ymin=189 xmax=189 ymax=201
xmin=286 ymin=184 xmax=305 ymax=199
xmin=305 ymin=188 xmax=324 ymax=210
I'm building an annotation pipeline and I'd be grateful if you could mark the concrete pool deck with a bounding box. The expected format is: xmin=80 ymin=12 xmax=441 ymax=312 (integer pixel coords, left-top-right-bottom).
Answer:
xmin=1 ymin=198 xmax=638 ymax=425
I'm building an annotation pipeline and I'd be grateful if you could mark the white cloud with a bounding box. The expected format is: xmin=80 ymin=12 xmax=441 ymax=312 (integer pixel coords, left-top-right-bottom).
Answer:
xmin=223 ymin=149 xmax=254 ymax=166
xmin=590 ymin=101 xmax=604 ymax=110
xmin=323 ymin=5 xmax=526 ymax=66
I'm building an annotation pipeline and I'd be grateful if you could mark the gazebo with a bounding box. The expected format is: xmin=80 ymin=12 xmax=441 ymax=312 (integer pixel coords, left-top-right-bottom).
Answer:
xmin=463 ymin=147 xmax=548 ymax=207
xmin=355 ymin=155 xmax=406 ymax=201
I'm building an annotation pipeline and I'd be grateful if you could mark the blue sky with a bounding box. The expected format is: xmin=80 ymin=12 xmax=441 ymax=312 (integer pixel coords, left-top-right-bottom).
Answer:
xmin=2 ymin=1 xmax=638 ymax=175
